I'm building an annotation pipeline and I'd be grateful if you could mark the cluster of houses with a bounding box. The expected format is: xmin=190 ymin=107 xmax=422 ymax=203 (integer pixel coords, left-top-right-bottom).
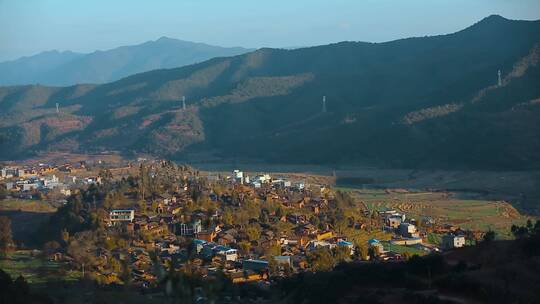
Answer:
xmin=230 ymin=169 xmax=304 ymax=190
xmin=19 ymin=164 xmax=472 ymax=288
xmin=2 ymin=173 xmax=72 ymax=196
xmin=81 ymin=169 xmax=366 ymax=287
xmin=0 ymin=163 xmax=106 ymax=198
xmin=381 ymin=208 xmax=466 ymax=252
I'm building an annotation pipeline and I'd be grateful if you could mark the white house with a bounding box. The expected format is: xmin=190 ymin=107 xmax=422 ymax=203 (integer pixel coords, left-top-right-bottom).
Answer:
xmin=109 ymin=210 xmax=135 ymax=223
xmin=399 ymin=223 xmax=418 ymax=238
xmin=442 ymin=234 xmax=466 ymax=249
xmin=178 ymin=219 xmax=202 ymax=236
xmin=232 ymin=170 xmax=244 ymax=184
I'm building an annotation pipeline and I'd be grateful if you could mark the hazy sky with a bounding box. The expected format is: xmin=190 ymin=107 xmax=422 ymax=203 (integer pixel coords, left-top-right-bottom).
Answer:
xmin=1 ymin=0 xmax=540 ymax=61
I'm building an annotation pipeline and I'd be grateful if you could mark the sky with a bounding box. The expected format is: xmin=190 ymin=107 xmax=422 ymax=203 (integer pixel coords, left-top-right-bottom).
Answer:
xmin=1 ymin=0 xmax=540 ymax=61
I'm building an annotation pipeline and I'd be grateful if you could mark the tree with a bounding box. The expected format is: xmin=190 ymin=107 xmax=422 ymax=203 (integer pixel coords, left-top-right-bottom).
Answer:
xmin=61 ymin=229 xmax=70 ymax=245
xmin=259 ymin=210 xmax=269 ymax=224
xmin=246 ymin=224 xmax=261 ymax=242
xmin=309 ymin=215 xmax=320 ymax=227
xmin=0 ymin=184 xmax=7 ymax=199
xmin=275 ymin=207 xmax=283 ymax=218
xmin=511 ymin=224 xmax=529 ymax=239
xmin=43 ymin=241 xmax=61 ymax=256
xmin=355 ymin=243 xmax=369 ymax=261
xmin=483 ymin=230 xmax=496 ymax=243
xmin=307 ymin=248 xmax=335 ymax=272
xmin=13 ymin=275 xmax=29 ymax=297
xmin=238 ymin=241 xmax=251 ymax=255
xmin=120 ymin=258 xmax=132 ymax=287
xmin=220 ymin=208 xmax=232 ymax=226
xmin=333 ymin=246 xmax=351 ymax=263
xmin=0 ymin=216 xmax=13 ymax=255
xmin=133 ymin=201 xmax=144 ymax=216
xmin=265 ymin=243 xmax=281 ymax=257
xmin=368 ymin=246 xmax=379 ymax=260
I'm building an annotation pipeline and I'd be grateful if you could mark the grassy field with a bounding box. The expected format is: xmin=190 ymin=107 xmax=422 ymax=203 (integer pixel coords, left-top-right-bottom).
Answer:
xmin=0 ymin=199 xmax=57 ymax=213
xmin=345 ymin=189 xmax=531 ymax=239
xmin=381 ymin=242 xmax=426 ymax=256
xmin=0 ymin=199 xmax=57 ymax=246
xmin=0 ymin=251 xmax=81 ymax=284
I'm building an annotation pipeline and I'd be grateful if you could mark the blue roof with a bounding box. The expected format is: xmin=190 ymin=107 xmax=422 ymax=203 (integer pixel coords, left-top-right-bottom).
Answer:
xmin=194 ymin=239 xmax=207 ymax=245
xmin=244 ymin=259 xmax=269 ymax=265
xmin=367 ymin=239 xmax=380 ymax=245
xmin=214 ymin=245 xmax=231 ymax=252
xmin=338 ymin=240 xmax=353 ymax=246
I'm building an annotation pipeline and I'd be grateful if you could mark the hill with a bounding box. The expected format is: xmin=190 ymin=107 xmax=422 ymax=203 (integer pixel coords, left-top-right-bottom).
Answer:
xmin=0 ymin=37 xmax=252 ymax=86
xmin=0 ymin=15 xmax=539 ymax=170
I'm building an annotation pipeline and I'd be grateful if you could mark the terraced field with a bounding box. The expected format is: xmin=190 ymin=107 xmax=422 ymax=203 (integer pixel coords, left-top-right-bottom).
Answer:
xmin=347 ymin=189 xmax=531 ymax=238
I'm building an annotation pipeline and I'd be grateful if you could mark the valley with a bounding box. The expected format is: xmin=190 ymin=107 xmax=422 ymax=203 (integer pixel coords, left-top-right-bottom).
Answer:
xmin=1 ymin=8 xmax=540 ymax=303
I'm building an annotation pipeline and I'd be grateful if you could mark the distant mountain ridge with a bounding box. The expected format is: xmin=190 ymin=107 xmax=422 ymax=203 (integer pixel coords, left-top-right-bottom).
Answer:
xmin=0 ymin=15 xmax=539 ymax=170
xmin=0 ymin=37 xmax=253 ymax=86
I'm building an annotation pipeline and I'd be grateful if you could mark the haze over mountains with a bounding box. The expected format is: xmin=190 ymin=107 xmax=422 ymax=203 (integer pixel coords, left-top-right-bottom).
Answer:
xmin=0 ymin=15 xmax=539 ymax=170
xmin=0 ymin=37 xmax=252 ymax=86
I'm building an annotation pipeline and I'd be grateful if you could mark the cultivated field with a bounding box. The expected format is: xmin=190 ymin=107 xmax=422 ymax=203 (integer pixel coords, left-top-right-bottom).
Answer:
xmin=346 ymin=189 xmax=530 ymax=238
xmin=0 ymin=251 xmax=80 ymax=284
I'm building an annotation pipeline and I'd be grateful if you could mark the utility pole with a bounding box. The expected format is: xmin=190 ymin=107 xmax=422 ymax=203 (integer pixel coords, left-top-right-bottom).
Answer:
xmin=182 ymin=96 xmax=186 ymax=110
xmin=55 ymin=103 xmax=59 ymax=114
xmin=498 ymin=70 xmax=502 ymax=87
xmin=322 ymin=96 xmax=327 ymax=113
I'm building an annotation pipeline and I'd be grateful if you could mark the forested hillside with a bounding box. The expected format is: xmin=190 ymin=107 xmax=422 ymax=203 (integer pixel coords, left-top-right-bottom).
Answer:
xmin=0 ymin=15 xmax=539 ymax=169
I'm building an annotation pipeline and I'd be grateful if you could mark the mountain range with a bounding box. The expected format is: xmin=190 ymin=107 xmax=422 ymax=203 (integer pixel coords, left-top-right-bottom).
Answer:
xmin=0 ymin=37 xmax=252 ymax=86
xmin=0 ymin=15 xmax=539 ymax=170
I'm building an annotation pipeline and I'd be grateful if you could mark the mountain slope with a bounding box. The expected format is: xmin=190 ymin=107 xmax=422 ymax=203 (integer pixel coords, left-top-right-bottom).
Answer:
xmin=0 ymin=15 xmax=539 ymax=170
xmin=0 ymin=37 xmax=252 ymax=86
xmin=0 ymin=51 xmax=84 ymax=86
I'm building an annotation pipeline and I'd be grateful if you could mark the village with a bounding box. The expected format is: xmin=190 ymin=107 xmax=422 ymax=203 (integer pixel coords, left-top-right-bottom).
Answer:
xmin=0 ymin=159 xmax=476 ymax=291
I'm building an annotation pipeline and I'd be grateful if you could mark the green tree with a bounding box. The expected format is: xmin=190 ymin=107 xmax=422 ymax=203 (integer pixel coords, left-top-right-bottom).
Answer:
xmin=333 ymin=246 xmax=351 ymax=263
xmin=0 ymin=184 xmax=7 ymax=199
xmin=483 ymin=230 xmax=496 ymax=243
xmin=138 ymin=200 xmax=146 ymax=214
xmin=238 ymin=241 xmax=251 ymax=255
xmin=120 ymin=259 xmax=131 ymax=287
xmin=307 ymin=248 xmax=335 ymax=272
xmin=222 ymin=208 xmax=234 ymax=226
xmin=246 ymin=224 xmax=261 ymax=242
xmin=259 ymin=210 xmax=269 ymax=224
xmin=275 ymin=207 xmax=283 ymax=218
xmin=356 ymin=243 xmax=369 ymax=260
xmin=0 ymin=216 xmax=13 ymax=255
xmin=265 ymin=243 xmax=281 ymax=257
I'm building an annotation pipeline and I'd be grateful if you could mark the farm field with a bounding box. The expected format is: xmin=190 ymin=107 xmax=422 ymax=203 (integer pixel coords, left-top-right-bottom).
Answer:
xmin=345 ymin=189 xmax=531 ymax=239
xmin=0 ymin=251 xmax=80 ymax=284
xmin=195 ymin=163 xmax=540 ymax=215
xmin=381 ymin=242 xmax=427 ymax=256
